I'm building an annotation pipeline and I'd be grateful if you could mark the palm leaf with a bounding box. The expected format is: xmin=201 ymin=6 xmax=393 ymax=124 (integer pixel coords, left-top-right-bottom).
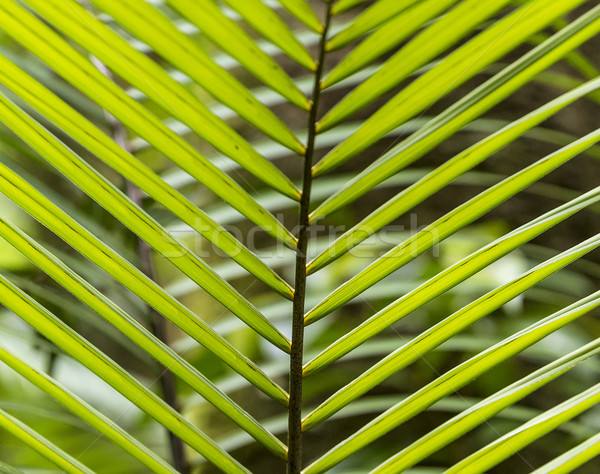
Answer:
xmin=373 ymin=334 xmax=600 ymax=472
xmin=533 ymin=431 xmax=600 ymax=473
xmin=89 ymin=0 xmax=307 ymax=151
xmin=445 ymin=381 xmax=600 ymax=473
xmin=0 ymin=344 xmax=175 ymax=473
xmin=310 ymin=3 xmax=600 ymax=221
xmin=304 ymin=284 xmax=600 ymax=472
xmin=0 ymin=0 xmax=598 ymax=472
xmin=0 ymin=408 xmax=93 ymax=474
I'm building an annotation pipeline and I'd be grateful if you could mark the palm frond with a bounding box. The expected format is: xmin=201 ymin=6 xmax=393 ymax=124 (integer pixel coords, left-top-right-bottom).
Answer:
xmin=0 ymin=0 xmax=598 ymax=471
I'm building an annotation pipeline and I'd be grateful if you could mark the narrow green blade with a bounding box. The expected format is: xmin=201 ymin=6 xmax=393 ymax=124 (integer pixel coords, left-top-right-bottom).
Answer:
xmin=310 ymin=5 xmax=600 ymax=221
xmin=22 ymin=0 xmax=300 ymax=200
xmin=0 ymin=1 xmax=297 ymax=248
xmin=445 ymin=383 xmax=600 ymax=473
xmin=303 ymin=278 xmax=600 ymax=472
xmin=275 ymin=0 xmax=323 ymax=33
xmin=373 ymin=333 xmax=600 ymax=473
xmin=314 ymin=0 xmax=587 ymax=176
xmin=332 ymin=0 xmax=367 ymax=15
xmin=304 ymin=185 xmax=600 ymax=374
xmin=323 ymin=0 xmax=463 ymax=87
xmin=0 ymin=409 xmax=93 ymax=474
xmin=307 ymin=77 xmax=600 ymax=274
xmin=0 ymin=219 xmax=287 ymax=458
xmin=166 ymin=0 xmax=310 ymax=109
xmin=303 ymin=230 xmax=600 ymax=428
xmin=0 ymin=345 xmax=176 ymax=473
xmin=0 ymin=461 xmax=23 ymax=474
xmin=305 ymin=130 xmax=600 ymax=324
xmin=87 ymin=0 xmax=305 ymax=153
xmin=327 ymin=0 xmax=421 ymax=51
xmin=0 ymin=53 xmax=293 ymax=300
xmin=0 ymin=162 xmax=289 ymax=405
xmin=221 ymin=0 xmax=316 ymax=70
xmin=0 ymin=276 xmax=248 ymax=473
xmin=533 ymin=432 xmax=600 ymax=474
xmin=0 ymin=92 xmax=291 ymax=353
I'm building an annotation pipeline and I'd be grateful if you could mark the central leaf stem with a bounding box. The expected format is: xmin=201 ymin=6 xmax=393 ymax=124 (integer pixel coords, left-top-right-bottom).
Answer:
xmin=288 ymin=5 xmax=332 ymax=473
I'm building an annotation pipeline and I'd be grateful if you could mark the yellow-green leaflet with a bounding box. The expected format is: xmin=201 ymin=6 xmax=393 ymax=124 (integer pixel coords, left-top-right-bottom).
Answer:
xmin=0 ymin=54 xmax=293 ymax=300
xmin=0 ymin=345 xmax=176 ymax=473
xmin=323 ymin=0 xmax=463 ymax=88
xmin=0 ymin=276 xmax=248 ymax=473
xmin=303 ymin=272 xmax=600 ymax=472
xmin=307 ymin=76 xmax=600 ymax=274
xmin=22 ymin=0 xmax=300 ymax=200
xmin=165 ymin=0 xmax=310 ymax=109
xmin=305 ymin=181 xmax=600 ymax=352
xmin=332 ymin=0 xmax=367 ymax=15
xmin=327 ymin=0 xmax=421 ymax=51
xmin=533 ymin=432 xmax=600 ymax=473
xmin=221 ymin=0 xmax=316 ymax=70
xmin=0 ymin=409 xmax=93 ymax=474
xmin=0 ymin=219 xmax=286 ymax=458
xmin=0 ymin=162 xmax=289 ymax=405
xmin=445 ymin=382 xmax=600 ymax=473
xmin=86 ymin=0 xmax=305 ymax=153
xmin=0 ymin=93 xmax=290 ymax=353
xmin=274 ymin=0 xmax=323 ymax=33
xmin=0 ymin=0 xmax=297 ymax=248
xmin=306 ymin=129 xmax=600 ymax=324
xmin=310 ymin=5 xmax=600 ymax=220
xmin=373 ymin=326 xmax=600 ymax=473
xmin=303 ymin=227 xmax=600 ymax=427
xmin=314 ymin=0 xmax=588 ymax=176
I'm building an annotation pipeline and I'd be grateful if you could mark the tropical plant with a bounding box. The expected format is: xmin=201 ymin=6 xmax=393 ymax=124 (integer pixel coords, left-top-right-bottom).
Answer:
xmin=0 ymin=0 xmax=599 ymax=472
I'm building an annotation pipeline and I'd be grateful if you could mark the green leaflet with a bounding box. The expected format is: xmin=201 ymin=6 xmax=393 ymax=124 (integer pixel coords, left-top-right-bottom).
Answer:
xmin=307 ymin=76 xmax=600 ymax=274
xmin=0 ymin=92 xmax=291 ymax=353
xmin=0 ymin=345 xmax=176 ymax=473
xmin=274 ymin=0 xmax=323 ymax=33
xmin=6 ymin=273 xmax=149 ymax=364
xmin=332 ymin=0 xmax=367 ymax=15
xmin=22 ymin=0 xmax=300 ymax=200
xmin=303 ymin=271 xmax=600 ymax=472
xmin=373 ymin=330 xmax=600 ymax=473
xmin=0 ymin=53 xmax=293 ymax=300
xmin=0 ymin=276 xmax=248 ymax=473
xmin=221 ymin=0 xmax=316 ymax=70
xmin=305 ymin=129 xmax=600 ymax=325
xmin=0 ymin=461 xmax=23 ymax=474
xmin=310 ymin=5 xmax=600 ymax=220
xmin=303 ymin=226 xmax=600 ymax=428
xmin=313 ymin=0 xmax=588 ymax=176
xmin=445 ymin=382 xmax=600 ymax=473
xmin=0 ymin=409 xmax=93 ymax=474
xmin=86 ymin=0 xmax=305 ymax=153
xmin=0 ymin=219 xmax=287 ymax=458
xmin=327 ymin=0 xmax=421 ymax=51
xmin=323 ymin=0 xmax=463 ymax=88
xmin=195 ymin=392 xmax=586 ymax=465
xmin=0 ymin=0 xmax=298 ymax=248
xmin=533 ymin=432 xmax=600 ymax=473
xmin=165 ymin=0 xmax=310 ymax=109
xmin=0 ymin=162 xmax=289 ymax=405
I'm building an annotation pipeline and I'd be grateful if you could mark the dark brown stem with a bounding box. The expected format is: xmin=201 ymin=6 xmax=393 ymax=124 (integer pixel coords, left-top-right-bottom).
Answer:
xmin=89 ymin=56 xmax=189 ymax=474
xmin=287 ymin=6 xmax=332 ymax=473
